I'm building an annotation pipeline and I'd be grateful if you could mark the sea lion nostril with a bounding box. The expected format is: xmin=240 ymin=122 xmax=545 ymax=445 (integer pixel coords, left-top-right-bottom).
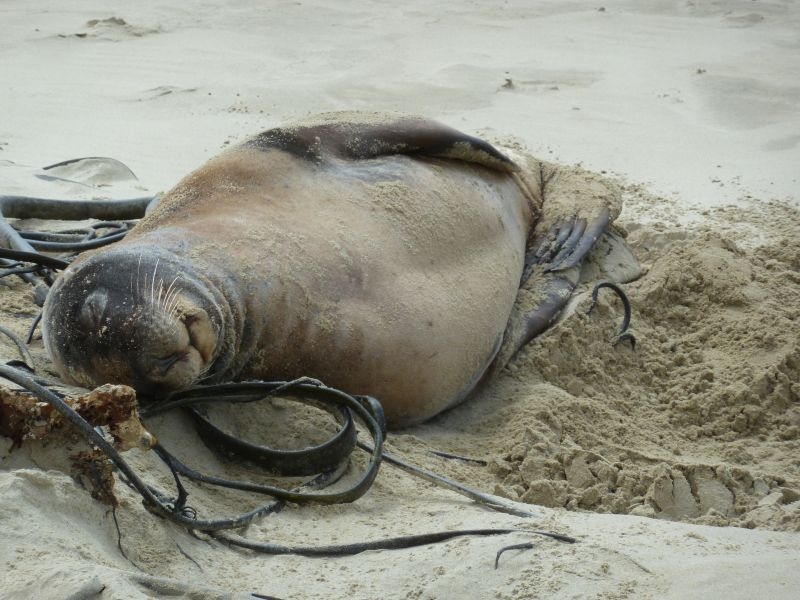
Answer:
xmin=180 ymin=314 xmax=199 ymax=327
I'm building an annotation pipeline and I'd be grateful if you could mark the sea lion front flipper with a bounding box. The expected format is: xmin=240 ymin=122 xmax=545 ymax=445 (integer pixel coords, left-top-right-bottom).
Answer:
xmin=246 ymin=112 xmax=518 ymax=173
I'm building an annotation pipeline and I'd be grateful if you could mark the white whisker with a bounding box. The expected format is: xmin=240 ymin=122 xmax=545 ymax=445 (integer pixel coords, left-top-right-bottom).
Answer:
xmin=164 ymin=277 xmax=181 ymax=316
xmin=150 ymin=258 xmax=160 ymax=307
xmin=136 ymin=253 xmax=143 ymax=296
xmin=163 ymin=277 xmax=179 ymax=309
xmin=165 ymin=292 xmax=178 ymax=319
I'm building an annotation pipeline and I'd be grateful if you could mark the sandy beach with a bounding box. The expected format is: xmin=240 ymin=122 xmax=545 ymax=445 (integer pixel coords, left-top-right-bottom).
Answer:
xmin=1 ymin=1 xmax=799 ymax=598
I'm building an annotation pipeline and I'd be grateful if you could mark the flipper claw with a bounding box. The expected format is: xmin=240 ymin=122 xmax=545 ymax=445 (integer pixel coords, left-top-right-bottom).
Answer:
xmin=533 ymin=216 xmax=576 ymax=264
xmin=525 ymin=217 xmax=576 ymax=281
xmin=546 ymin=217 xmax=587 ymax=270
xmin=546 ymin=206 xmax=611 ymax=272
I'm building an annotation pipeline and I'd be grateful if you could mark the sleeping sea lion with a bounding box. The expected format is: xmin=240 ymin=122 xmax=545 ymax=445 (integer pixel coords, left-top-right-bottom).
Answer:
xmin=41 ymin=112 xmax=632 ymax=427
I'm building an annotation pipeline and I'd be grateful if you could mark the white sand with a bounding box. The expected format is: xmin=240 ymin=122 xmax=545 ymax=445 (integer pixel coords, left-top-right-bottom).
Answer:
xmin=1 ymin=1 xmax=799 ymax=598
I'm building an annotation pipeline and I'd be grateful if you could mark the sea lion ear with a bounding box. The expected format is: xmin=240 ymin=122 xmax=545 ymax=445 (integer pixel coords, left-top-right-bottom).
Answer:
xmin=246 ymin=112 xmax=519 ymax=173
xmin=78 ymin=289 xmax=108 ymax=332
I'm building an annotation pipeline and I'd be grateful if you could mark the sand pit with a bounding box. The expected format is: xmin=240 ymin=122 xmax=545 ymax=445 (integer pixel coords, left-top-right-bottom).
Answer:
xmin=1 ymin=1 xmax=799 ymax=598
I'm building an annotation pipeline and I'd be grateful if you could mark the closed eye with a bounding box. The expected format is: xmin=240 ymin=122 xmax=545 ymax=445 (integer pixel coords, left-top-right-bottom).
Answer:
xmin=78 ymin=289 xmax=109 ymax=331
xmin=157 ymin=351 xmax=187 ymax=375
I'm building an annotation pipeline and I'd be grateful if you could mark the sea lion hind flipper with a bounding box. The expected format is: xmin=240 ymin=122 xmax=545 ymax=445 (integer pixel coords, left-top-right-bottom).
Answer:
xmin=488 ymin=160 xmax=625 ymax=372
xmin=493 ymin=226 xmax=642 ymax=372
xmin=489 ymin=267 xmax=580 ymax=375
xmin=246 ymin=113 xmax=518 ymax=172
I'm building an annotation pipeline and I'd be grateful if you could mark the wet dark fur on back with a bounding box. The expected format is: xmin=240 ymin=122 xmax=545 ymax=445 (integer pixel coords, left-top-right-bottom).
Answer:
xmin=244 ymin=116 xmax=517 ymax=171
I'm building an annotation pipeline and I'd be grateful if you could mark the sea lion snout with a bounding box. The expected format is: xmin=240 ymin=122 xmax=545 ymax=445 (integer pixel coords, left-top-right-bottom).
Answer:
xmin=42 ymin=248 xmax=227 ymax=395
xmin=135 ymin=303 xmax=214 ymax=392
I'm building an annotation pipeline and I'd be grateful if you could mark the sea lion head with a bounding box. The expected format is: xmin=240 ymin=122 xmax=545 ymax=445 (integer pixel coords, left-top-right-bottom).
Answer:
xmin=42 ymin=245 xmax=231 ymax=395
